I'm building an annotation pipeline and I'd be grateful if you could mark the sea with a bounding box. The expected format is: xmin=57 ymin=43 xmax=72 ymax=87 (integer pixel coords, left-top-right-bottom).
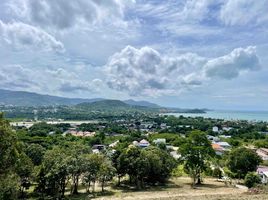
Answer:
xmin=164 ymin=110 xmax=268 ymax=122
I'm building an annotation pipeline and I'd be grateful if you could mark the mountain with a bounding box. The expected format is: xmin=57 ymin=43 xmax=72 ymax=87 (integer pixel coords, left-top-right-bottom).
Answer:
xmin=0 ymin=89 xmax=160 ymax=108
xmin=0 ymin=89 xmax=206 ymax=114
xmin=75 ymin=100 xmax=160 ymax=113
xmin=77 ymin=100 xmax=129 ymax=110
xmin=123 ymin=99 xmax=160 ymax=108
xmin=0 ymin=89 xmax=103 ymax=106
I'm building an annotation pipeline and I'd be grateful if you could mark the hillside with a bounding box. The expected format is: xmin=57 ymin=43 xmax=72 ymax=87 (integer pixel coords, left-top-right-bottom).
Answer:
xmin=0 ymin=89 xmax=161 ymax=108
xmin=124 ymin=99 xmax=160 ymax=108
xmin=75 ymin=99 xmax=157 ymax=113
xmin=0 ymin=89 xmax=102 ymax=106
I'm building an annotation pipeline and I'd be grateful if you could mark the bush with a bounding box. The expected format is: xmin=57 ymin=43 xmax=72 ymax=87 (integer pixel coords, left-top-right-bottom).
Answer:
xmin=244 ymin=172 xmax=261 ymax=188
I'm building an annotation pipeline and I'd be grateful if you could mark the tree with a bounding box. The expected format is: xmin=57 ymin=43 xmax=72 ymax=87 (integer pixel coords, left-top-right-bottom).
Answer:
xmin=15 ymin=153 xmax=34 ymax=198
xmin=118 ymin=146 xmax=176 ymax=189
xmin=180 ymin=130 xmax=215 ymax=186
xmin=141 ymin=147 xmax=177 ymax=184
xmin=38 ymin=147 xmax=69 ymax=199
xmin=98 ymin=159 xmax=116 ymax=192
xmin=66 ymin=144 xmax=90 ymax=195
xmin=118 ymin=146 xmax=147 ymax=189
xmin=82 ymin=153 xmax=105 ymax=193
xmin=244 ymin=172 xmax=261 ymax=188
xmin=227 ymin=147 xmax=262 ymax=179
xmin=25 ymin=144 xmax=45 ymax=165
xmin=0 ymin=113 xmax=19 ymax=199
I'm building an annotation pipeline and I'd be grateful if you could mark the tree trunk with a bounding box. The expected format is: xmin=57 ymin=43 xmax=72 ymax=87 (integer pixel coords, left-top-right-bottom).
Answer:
xmin=92 ymin=181 xmax=95 ymax=193
xmin=101 ymin=180 xmax=104 ymax=192
xmin=86 ymin=182 xmax=91 ymax=193
xmin=197 ymin=176 xmax=201 ymax=185
xmin=117 ymin=176 xmax=121 ymax=186
xmin=72 ymin=176 xmax=79 ymax=194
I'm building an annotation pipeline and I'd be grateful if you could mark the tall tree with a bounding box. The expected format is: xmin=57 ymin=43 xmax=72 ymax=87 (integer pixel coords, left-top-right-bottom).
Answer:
xmin=98 ymin=159 xmax=116 ymax=192
xmin=227 ymin=147 xmax=261 ymax=179
xmin=38 ymin=147 xmax=69 ymax=199
xmin=0 ymin=113 xmax=19 ymax=199
xmin=82 ymin=153 xmax=105 ymax=193
xmin=180 ymin=130 xmax=215 ymax=186
xmin=66 ymin=144 xmax=91 ymax=195
xmin=25 ymin=143 xmax=45 ymax=166
xmin=15 ymin=153 xmax=34 ymax=198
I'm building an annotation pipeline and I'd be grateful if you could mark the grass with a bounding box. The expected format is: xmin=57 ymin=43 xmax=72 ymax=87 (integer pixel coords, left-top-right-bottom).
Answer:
xmin=27 ymin=177 xmax=268 ymax=200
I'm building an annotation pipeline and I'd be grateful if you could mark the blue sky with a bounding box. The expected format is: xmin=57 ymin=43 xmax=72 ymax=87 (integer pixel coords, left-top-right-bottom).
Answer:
xmin=0 ymin=0 xmax=268 ymax=110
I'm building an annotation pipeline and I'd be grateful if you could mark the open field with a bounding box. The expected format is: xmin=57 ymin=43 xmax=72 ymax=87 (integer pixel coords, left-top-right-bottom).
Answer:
xmin=60 ymin=177 xmax=268 ymax=200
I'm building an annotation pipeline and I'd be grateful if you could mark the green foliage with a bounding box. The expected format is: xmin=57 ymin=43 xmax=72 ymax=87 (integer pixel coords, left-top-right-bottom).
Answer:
xmin=227 ymin=147 xmax=262 ymax=179
xmin=171 ymin=165 xmax=185 ymax=177
xmin=25 ymin=143 xmax=45 ymax=165
xmin=15 ymin=153 xmax=34 ymax=197
xmin=28 ymin=122 xmax=61 ymax=136
xmin=36 ymin=147 xmax=69 ymax=199
xmin=149 ymin=133 xmax=186 ymax=147
xmin=98 ymin=158 xmax=116 ymax=192
xmin=0 ymin=113 xmax=19 ymax=199
xmin=0 ymin=113 xmax=18 ymax=174
xmin=244 ymin=172 xmax=261 ymax=188
xmin=0 ymin=173 xmax=19 ymax=200
xmin=180 ymin=130 xmax=215 ymax=185
xmin=117 ymin=146 xmax=177 ymax=188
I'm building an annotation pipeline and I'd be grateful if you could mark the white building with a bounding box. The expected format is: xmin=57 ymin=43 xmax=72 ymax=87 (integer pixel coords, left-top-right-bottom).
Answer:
xmin=212 ymin=126 xmax=219 ymax=132
xmin=153 ymin=138 xmax=166 ymax=145
xmin=257 ymin=148 xmax=268 ymax=161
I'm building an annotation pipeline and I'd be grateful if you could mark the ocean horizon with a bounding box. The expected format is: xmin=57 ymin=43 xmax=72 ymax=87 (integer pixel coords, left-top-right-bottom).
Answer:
xmin=165 ymin=110 xmax=268 ymax=122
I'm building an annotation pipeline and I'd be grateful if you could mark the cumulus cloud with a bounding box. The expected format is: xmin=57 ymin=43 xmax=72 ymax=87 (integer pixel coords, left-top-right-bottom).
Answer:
xmin=0 ymin=20 xmax=64 ymax=52
xmin=59 ymin=79 xmax=103 ymax=93
xmin=203 ymin=46 xmax=260 ymax=79
xmin=0 ymin=65 xmax=101 ymax=94
xmin=8 ymin=0 xmax=134 ymax=30
xmin=220 ymin=0 xmax=268 ymax=26
xmin=104 ymin=45 xmax=261 ymax=96
xmin=104 ymin=46 xmax=207 ymax=96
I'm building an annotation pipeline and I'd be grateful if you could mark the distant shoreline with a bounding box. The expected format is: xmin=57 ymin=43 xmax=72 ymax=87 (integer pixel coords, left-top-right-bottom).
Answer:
xmin=163 ymin=110 xmax=268 ymax=122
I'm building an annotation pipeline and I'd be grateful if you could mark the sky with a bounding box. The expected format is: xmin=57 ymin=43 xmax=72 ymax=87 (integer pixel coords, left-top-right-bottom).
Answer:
xmin=0 ymin=0 xmax=268 ymax=110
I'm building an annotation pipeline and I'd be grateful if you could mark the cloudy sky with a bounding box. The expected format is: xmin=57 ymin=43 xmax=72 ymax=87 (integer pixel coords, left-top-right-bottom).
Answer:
xmin=0 ymin=0 xmax=267 ymax=110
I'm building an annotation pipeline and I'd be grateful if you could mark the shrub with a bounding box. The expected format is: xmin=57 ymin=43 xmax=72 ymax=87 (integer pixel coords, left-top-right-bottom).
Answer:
xmin=244 ymin=172 xmax=261 ymax=188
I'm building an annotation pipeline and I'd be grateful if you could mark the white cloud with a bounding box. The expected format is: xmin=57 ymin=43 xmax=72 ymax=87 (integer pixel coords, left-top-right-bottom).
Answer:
xmin=8 ymin=0 xmax=134 ymax=30
xmin=104 ymin=45 xmax=261 ymax=96
xmin=104 ymin=45 xmax=206 ymax=96
xmin=203 ymin=46 xmax=260 ymax=79
xmin=220 ymin=0 xmax=268 ymax=26
xmin=0 ymin=20 xmax=64 ymax=52
xmin=0 ymin=65 xmax=101 ymax=94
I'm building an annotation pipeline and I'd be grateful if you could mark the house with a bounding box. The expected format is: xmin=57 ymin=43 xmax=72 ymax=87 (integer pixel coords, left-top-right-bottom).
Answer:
xmin=109 ymin=140 xmax=119 ymax=148
xmin=212 ymin=126 xmax=219 ymax=133
xmin=170 ymin=151 xmax=181 ymax=159
xmin=212 ymin=143 xmax=224 ymax=156
xmin=207 ymin=135 xmax=220 ymax=142
xmin=216 ymin=142 xmax=231 ymax=150
xmin=132 ymin=141 xmax=139 ymax=146
xmin=92 ymin=144 xmax=106 ymax=151
xmin=222 ymin=126 xmax=233 ymax=132
xmin=256 ymin=148 xmax=268 ymax=160
xmin=139 ymin=139 xmax=150 ymax=148
xmin=257 ymin=166 xmax=268 ymax=184
xmin=153 ymin=138 xmax=166 ymax=145
xmin=160 ymin=123 xmax=167 ymax=129
xmin=211 ymin=141 xmax=231 ymax=155
xmin=220 ymin=135 xmax=232 ymax=139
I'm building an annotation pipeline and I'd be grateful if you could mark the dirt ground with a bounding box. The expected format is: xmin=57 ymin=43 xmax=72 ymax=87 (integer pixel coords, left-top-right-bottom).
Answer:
xmin=90 ymin=177 xmax=268 ymax=200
